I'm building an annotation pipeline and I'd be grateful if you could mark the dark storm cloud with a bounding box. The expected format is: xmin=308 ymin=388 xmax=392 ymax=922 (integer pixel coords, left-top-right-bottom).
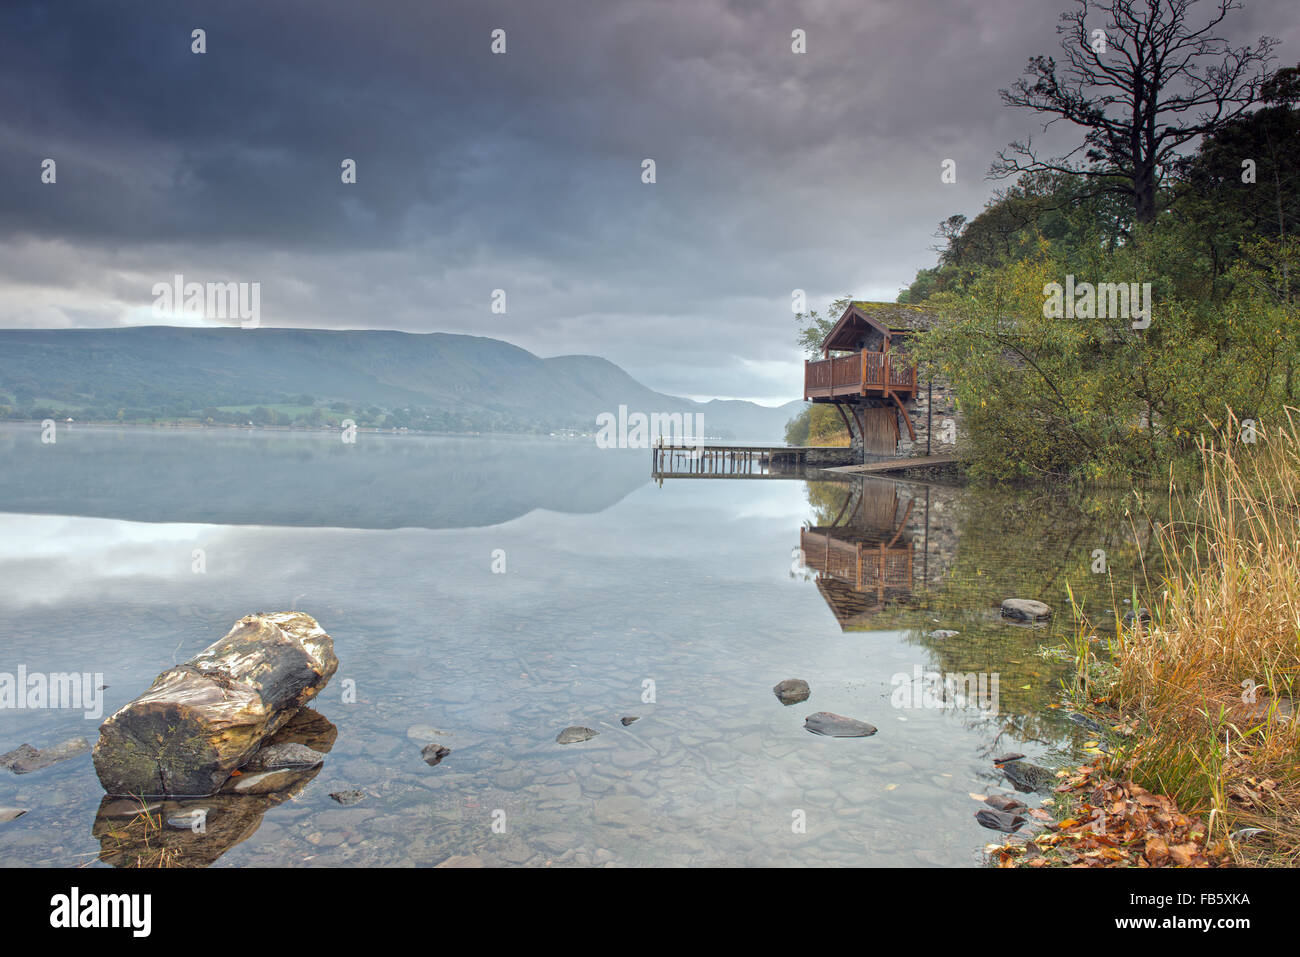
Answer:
xmin=0 ymin=0 xmax=1295 ymax=401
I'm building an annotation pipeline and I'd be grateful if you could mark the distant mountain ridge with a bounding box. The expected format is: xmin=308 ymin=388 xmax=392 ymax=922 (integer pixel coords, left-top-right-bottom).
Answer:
xmin=0 ymin=326 xmax=801 ymax=441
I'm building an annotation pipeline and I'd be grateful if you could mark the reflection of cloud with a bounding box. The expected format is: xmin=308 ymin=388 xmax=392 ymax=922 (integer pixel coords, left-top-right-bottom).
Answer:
xmin=0 ymin=515 xmax=233 ymax=606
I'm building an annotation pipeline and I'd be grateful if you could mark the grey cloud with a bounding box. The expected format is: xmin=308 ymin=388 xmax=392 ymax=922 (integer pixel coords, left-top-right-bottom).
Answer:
xmin=0 ymin=0 xmax=1294 ymax=402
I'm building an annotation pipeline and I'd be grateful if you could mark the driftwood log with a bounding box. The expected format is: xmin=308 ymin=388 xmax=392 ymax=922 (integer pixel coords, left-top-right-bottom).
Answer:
xmin=93 ymin=612 xmax=338 ymax=797
xmin=93 ymin=709 xmax=337 ymax=867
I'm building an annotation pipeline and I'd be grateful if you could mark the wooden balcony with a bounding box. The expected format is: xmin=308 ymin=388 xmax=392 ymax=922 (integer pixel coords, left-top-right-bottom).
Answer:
xmin=804 ymin=350 xmax=917 ymax=401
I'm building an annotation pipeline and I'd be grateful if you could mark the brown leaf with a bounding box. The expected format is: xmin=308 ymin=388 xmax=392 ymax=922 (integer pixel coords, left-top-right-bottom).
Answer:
xmin=1144 ymin=836 xmax=1169 ymax=865
xmin=1169 ymin=843 xmax=1197 ymax=866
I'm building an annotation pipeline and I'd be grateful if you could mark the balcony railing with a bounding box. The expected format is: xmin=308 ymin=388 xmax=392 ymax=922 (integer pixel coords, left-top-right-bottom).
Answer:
xmin=803 ymin=350 xmax=917 ymax=400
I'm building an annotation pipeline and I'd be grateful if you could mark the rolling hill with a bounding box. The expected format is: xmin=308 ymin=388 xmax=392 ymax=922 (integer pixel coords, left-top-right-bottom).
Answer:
xmin=0 ymin=326 xmax=802 ymax=441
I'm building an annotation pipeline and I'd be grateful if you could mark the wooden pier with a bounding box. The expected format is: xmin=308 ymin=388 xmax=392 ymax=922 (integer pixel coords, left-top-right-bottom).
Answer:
xmin=825 ymin=453 xmax=957 ymax=475
xmin=651 ymin=442 xmax=823 ymax=480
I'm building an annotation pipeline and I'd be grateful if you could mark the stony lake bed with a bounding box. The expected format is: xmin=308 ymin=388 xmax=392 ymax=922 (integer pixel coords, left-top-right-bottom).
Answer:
xmin=0 ymin=425 xmax=1153 ymax=866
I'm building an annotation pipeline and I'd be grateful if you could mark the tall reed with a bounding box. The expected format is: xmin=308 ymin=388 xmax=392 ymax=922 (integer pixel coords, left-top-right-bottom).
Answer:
xmin=1106 ymin=410 xmax=1300 ymax=863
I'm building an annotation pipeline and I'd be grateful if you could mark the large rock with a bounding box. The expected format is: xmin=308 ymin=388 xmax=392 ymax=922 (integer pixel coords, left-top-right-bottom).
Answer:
xmin=92 ymin=612 xmax=338 ymax=797
xmin=1001 ymin=598 xmax=1053 ymax=621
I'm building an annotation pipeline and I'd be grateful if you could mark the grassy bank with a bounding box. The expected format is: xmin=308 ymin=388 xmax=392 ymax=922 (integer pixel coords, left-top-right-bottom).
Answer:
xmin=1073 ymin=412 xmax=1300 ymax=865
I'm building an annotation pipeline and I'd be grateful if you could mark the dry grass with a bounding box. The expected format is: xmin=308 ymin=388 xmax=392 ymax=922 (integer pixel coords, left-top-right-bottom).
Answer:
xmin=1093 ymin=410 xmax=1300 ymax=864
xmin=97 ymin=798 xmax=184 ymax=868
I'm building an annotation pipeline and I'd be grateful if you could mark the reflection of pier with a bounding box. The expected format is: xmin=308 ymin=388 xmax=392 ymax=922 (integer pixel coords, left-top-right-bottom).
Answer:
xmin=652 ymin=442 xmax=847 ymax=481
xmin=800 ymin=478 xmax=950 ymax=629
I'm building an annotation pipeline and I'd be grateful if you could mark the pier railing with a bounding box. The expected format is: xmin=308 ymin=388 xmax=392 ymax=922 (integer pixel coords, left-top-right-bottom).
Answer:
xmin=651 ymin=442 xmax=813 ymax=480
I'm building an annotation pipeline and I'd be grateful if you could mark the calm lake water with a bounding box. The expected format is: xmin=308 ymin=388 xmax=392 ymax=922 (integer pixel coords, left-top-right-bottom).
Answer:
xmin=0 ymin=424 xmax=1163 ymax=867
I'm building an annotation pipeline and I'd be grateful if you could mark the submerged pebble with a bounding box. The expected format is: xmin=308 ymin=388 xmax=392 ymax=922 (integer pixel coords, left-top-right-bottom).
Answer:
xmin=166 ymin=808 xmax=209 ymax=830
xmin=2 ymin=738 xmax=90 ymax=774
xmin=557 ymin=727 xmax=599 ymax=744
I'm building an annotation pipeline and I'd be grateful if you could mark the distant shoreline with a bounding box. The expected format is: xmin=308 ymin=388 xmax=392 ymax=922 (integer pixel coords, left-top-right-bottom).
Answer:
xmin=0 ymin=419 xmax=593 ymax=441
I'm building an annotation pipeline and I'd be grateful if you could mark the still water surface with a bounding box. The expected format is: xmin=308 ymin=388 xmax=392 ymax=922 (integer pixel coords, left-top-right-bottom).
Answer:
xmin=0 ymin=425 xmax=1162 ymax=866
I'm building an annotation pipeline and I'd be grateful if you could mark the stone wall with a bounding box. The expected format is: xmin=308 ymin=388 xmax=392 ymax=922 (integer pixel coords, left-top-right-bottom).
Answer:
xmin=834 ymin=377 xmax=964 ymax=463
xmin=895 ymin=377 xmax=963 ymax=459
xmin=804 ymin=447 xmax=857 ymax=468
xmin=900 ymin=481 xmax=962 ymax=592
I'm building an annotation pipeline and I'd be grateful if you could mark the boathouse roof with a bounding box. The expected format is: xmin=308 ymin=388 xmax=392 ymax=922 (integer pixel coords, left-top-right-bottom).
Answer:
xmin=820 ymin=301 xmax=940 ymax=353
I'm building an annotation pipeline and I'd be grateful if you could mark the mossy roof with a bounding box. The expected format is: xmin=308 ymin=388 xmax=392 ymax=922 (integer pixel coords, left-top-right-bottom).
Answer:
xmin=847 ymin=301 xmax=940 ymax=332
xmin=820 ymin=301 xmax=940 ymax=352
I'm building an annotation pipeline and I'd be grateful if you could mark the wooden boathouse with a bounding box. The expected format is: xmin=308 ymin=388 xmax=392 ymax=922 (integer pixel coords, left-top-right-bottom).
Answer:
xmin=802 ymin=301 xmax=959 ymax=462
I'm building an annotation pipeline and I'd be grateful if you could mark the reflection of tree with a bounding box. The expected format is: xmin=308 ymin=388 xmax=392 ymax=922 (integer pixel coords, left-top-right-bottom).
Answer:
xmin=804 ymin=480 xmax=852 ymax=527
xmin=798 ymin=476 xmax=1172 ymax=753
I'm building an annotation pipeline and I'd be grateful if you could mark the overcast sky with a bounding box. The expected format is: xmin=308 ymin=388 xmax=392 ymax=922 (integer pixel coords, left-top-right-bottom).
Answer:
xmin=1 ymin=0 xmax=1294 ymax=403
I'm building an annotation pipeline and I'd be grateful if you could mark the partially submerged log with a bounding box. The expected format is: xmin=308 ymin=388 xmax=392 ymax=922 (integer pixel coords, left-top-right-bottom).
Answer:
xmin=93 ymin=709 xmax=337 ymax=867
xmin=93 ymin=612 xmax=338 ymax=797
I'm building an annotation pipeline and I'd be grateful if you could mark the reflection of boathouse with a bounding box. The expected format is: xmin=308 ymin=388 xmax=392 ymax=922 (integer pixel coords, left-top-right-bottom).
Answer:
xmin=801 ymin=478 xmax=955 ymax=629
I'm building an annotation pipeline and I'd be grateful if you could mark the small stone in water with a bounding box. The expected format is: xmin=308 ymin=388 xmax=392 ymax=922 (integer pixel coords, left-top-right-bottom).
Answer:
xmin=421 ymin=743 xmax=452 ymax=766
xmin=1123 ymin=607 xmax=1152 ymax=626
xmin=1065 ymin=712 xmax=1103 ymax=733
xmin=772 ymin=679 xmax=811 ymax=705
xmin=1000 ymin=759 xmax=1058 ymax=794
xmin=983 ymin=794 xmax=1026 ymax=812
xmin=929 ymin=630 xmax=959 ymax=639
xmin=167 ymin=809 xmax=209 ymax=830
xmin=620 ymin=716 xmax=639 ymax=726
xmin=330 ymin=790 xmax=366 ymax=805
xmin=993 ymin=752 xmax=1026 ymax=764
xmin=0 ymin=744 xmax=39 ymax=771
xmin=975 ymin=807 xmax=1026 ymax=832
xmin=557 ymin=726 xmax=598 ymax=744
xmin=7 ymin=737 xmax=91 ymax=774
xmin=245 ymin=742 xmax=326 ymax=770
xmin=1000 ymin=598 xmax=1052 ymax=621
xmin=803 ymin=712 xmax=877 ymax=737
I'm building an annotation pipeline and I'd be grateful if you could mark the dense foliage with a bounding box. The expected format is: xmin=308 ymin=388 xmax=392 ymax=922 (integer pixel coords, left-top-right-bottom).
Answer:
xmin=898 ymin=63 xmax=1300 ymax=481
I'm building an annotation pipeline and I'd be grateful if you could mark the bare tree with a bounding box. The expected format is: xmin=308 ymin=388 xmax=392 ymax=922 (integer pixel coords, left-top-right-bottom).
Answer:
xmin=992 ymin=0 xmax=1277 ymax=223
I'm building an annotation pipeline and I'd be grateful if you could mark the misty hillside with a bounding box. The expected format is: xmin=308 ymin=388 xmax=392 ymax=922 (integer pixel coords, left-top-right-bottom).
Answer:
xmin=0 ymin=327 xmax=801 ymax=440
